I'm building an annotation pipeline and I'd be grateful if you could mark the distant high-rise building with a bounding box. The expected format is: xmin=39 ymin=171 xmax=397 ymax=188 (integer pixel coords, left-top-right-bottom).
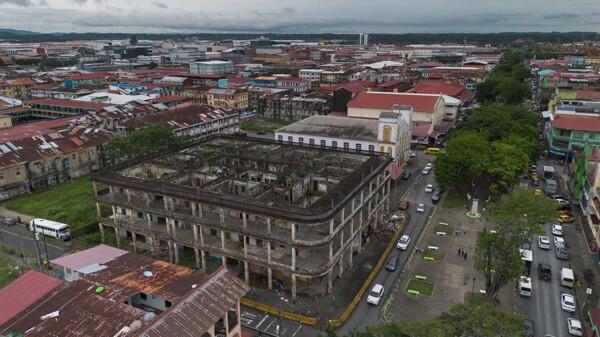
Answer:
xmin=359 ymin=33 xmax=369 ymax=46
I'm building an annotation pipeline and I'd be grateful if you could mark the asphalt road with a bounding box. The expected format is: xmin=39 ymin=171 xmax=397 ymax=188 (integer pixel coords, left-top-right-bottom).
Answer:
xmin=339 ymin=155 xmax=436 ymax=335
xmin=0 ymin=224 xmax=66 ymax=260
xmin=518 ymin=223 xmax=581 ymax=337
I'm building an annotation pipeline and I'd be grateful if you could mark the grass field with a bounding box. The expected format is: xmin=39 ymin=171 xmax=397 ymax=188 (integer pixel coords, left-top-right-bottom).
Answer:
xmin=443 ymin=193 xmax=469 ymax=209
xmin=422 ymin=249 xmax=446 ymax=261
xmin=464 ymin=292 xmax=487 ymax=307
xmin=406 ymin=279 xmax=435 ymax=296
xmin=433 ymin=224 xmax=454 ymax=235
xmin=0 ymin=256 xmax=27 ymax=288
xmin=5 ymin=176 xmax=107 ymax=238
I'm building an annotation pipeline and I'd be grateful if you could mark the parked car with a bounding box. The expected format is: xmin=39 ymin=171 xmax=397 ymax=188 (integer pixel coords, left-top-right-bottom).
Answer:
xmin=0 ymin=217 xmax=16 ymax=226
xmin=524 ymin=319 xmax=535 ymax=337
xmin=556 ymin=246 xmax=569 ymax=260
xmin=409 ymin=151 xmax=416 ymax=158
xmin=538 ymin=236 xmax=550 ymax=249
xmin=401 ymin=170 xmax=411 ymax=180
xmin=416 ymin=204 xmax=426 ymax=213
xmin=422 ymin=167 xmax=431 ymax=175
xmin=398 ymin=201 xmax=410 ymax=210
xmin=426 ymin=163 xmax=433 ymax=169
xmin=397 ymin=235 xmax=411 ymax=250
xmin=558 ymin=214 xmax=574 ymax=223
xmin=556 ymin=198 xmax=571 ymax=207
xmin=256 ymin=131 xmax=267 ymax=135
xmin=425 ymin=184 xmax=434 ymax=193
xmin=431 ymin=192 xmax=440 ymax=203
xmin=531 ymin=178 xmax=539 ymax=186
xmin=367 ymin=284 xmax=384 ymax=305
xmin=567 ymin=318 xmax=583 ymax=336
xmin=561 ymin=293 xmax=576 ymax=313
xmin=554 ymin=237 xmax=566 ymax=248
xmin=385 ymin=256 xmax=399 ymax=271
xmin=552 ymin=224 xmax=563 ymax=236
xmin=538 ymin=262 xmax=551 ymax=281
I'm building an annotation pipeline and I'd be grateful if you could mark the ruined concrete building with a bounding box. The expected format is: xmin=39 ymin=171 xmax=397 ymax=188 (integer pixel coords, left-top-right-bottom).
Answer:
xmin=92 ymin=135 xmax=391 ymax=299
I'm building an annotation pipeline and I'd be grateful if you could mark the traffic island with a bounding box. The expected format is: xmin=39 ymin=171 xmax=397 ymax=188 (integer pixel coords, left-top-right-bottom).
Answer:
xmin=406 ymin=279 xmax=435 ymax=296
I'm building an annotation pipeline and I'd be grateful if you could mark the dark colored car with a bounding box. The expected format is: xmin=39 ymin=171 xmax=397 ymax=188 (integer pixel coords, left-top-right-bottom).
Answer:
xmin=398 ymin=201 xmax=410 ymax=210
xmin=257 ymin=131 xmax=267 ymax=135
xmin=524 ymin=319 xmax=534 ymax=337
xmin=556 ymin=246 xmax=569 ymax=260
xmin=538 ymin=262 xmax=551 ymax=281
xmin=431 ymin=192 xmax=440 ymax=203
xmin=385 ymin=256 xmax=399 ymax=271
xmin=401 ymin=170 xmax=411 ymax=180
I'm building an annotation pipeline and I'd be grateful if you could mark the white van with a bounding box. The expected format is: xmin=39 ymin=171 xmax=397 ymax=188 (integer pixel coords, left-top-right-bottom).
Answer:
xmin=519 ymin=277 xmax=532 ymax=297
xmin=561 ymin=268 xmax=574 ymax=288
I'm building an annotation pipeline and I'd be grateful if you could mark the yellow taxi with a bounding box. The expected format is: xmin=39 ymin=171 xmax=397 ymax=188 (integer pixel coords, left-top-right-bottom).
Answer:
xmin=533 ymin=189 xmax=542 ymax=196
xmin=530 ymin=172 xmax=538 ymax=180
xmin=557 ymin=214 xmax=574 ymax=223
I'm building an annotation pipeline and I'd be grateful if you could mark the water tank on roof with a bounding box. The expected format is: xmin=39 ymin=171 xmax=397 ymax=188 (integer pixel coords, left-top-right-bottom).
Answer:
xmin=54 ymin=271 xmax=64 ymax=280
xmin=144 ymin=312 xmax=156 ymax=323
xmin=129 ymin=320 xmax=143 ymax=331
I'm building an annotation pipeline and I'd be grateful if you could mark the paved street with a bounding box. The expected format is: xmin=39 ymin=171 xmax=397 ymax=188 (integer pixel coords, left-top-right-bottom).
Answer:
xmin=339 ymin=154 xmax=436 ymax=335
xmin=0 ymin=224 xmax=67 ymax=261
xmin=241 ymin=307 xmax=305 ymax=337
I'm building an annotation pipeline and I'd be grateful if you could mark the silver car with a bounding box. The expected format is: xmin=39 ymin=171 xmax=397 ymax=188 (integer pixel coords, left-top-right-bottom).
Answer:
xmin=556 ymin=246 xmax=569 ymax=260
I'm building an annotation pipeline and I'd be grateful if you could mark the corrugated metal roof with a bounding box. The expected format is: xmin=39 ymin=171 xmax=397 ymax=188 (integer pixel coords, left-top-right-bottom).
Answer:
xmin=276 ymin=115 xmax=378 ymax=142
xmin=0 ymin=270 xmax=64 ymax=326
xmin=50 ymin=244 xmax=128 ymax=271
xmin=138 ymin=267 xmax=250 ymax=337
xmin=348 ymin=91 xmax=441 ymax=113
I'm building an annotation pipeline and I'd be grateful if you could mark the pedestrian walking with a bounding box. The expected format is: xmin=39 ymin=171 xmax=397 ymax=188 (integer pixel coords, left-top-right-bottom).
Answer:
xmin=459 ymin=249 xmax=463 ymax=257
xmin=17 ymin=216 xmax=21 ymax=223
xmin=464 ymin=252 xmax=468 ymax=260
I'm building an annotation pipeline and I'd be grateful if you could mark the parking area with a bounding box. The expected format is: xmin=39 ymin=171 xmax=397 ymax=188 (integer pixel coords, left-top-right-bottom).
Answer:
xmin=241 ymin=308 xmax=305 ymax=337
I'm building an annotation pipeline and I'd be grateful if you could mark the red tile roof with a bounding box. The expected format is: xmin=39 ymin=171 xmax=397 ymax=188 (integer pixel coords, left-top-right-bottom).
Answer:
xmin=0 ymin=270 xmax=64 ymax=326
xmin=151 ymin=95 xmax=188 ymax=104
xmin=50 ymin=244 xmax=128 ymax=271
xmin=348 ymin=92 xmax=440 ymax=113
xmin=412 ymin=121 xmax=432 ymax=137
xmin=576 ymin=90 xmax=600 ymax=100
xmin=25 ymin=98 xmax=111 ymax=110
xmin=7 ymin=78 xmax=36 ymax=86
xmin=413 ymin=79 xmax=466 ymax=97
xmin=0 ymin=117 xmax=75 ymax=142
xmin=552 ymin=117 xmax=600 ymax=133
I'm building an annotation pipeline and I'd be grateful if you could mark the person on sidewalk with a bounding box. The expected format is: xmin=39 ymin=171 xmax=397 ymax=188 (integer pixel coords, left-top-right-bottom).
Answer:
xmin=464 ymin=252 xmax=468 ymax=260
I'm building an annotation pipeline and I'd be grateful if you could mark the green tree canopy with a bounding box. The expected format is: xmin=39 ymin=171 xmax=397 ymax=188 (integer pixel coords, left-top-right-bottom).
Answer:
xmin=476 ymin=188 xmax=558 ymax=297
xmin=493 ymin=79 xmax=531 ymax=105
xmin=434 ymin=131 xmax=490 ymax=189
xmin=105 ymin=124 xmax=185 ymax=161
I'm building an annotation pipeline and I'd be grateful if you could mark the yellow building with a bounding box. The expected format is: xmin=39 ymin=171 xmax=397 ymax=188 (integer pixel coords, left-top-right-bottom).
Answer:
xmin=3 ymin=78 xmax=36 ymax=99
xmin=207 ymin=88 xmax=248 ymax=110
xmin=253 ymin=53 xmax=291 ymax=64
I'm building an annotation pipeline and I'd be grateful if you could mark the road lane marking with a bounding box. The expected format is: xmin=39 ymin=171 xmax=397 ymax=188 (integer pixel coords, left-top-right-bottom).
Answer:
xmin=264 ymin=317 xmax=278 ymax=331
xmin=0 ymin=228 xmax=65 ymax=251
xmin=254 ymin=315 xmax=269 ymax=329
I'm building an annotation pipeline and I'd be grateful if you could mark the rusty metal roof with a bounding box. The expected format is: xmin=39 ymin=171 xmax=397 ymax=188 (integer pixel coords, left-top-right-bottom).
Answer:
xmin=138 ymin=267 xmax=250 ymax=337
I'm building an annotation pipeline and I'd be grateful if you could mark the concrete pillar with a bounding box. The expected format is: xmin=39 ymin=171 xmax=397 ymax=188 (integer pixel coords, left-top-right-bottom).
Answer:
xmin=358 ymin=230 xmax=363 ymax=253
xmin=191 ymin=202 xmax=197 ymax=217
xmin=166 ymin=218 xmax=171 ymax=235
xmin=268 ymin=268 xmax=273 ymax=290
xmin=330 ymin=219 xmax=334 ymax=235
xmin=99 ymin=223 xmax=105 ymax=244
xmin=291 ymin=223 xmax=296 ymax=241
xmin=173 ymin=243 xmax=179 ymax=265
xmin=92 ymin=182 xmax=98 ymax=196
xmin=348 ymin=245 xmax=353 ymax=268
xmin=329 ymin=242 xmax=333 ymax=262
xmin=171 ymin=219 xmax=176 ymax=235
xmin=147 ymin=214 xmax=152 ymax=228
xmin=222 ymin=255 xmax=227 ymax=267
xmin=132 ymin=232 xmax=137 ymax=254
xmin=194 ymin=248 xmax=201 ymax=269
xmin=163 ymin=196 xmax=169 ymax=210
xmin=125 ymin=189 xmax=131 ymax=202
xmin=219 ymin=208 xmax=225 ymax=224
xmin=96 ymin=202 xmax=101 ymax=218
xmin=386 ymin=178 xmax=391 ymax=212
xmin=148 ymin=237 xmax=155 ymax=257
xmin=115 ymin=228 xmax=121 ymax=248
xmin=291 ymin=247 xmax=296 ymax=271
xmin=167 ymin=241 xmax=174 ymax=263
xmin=339 ymin=252 xmax=344 ymax=277
xmin=267 ymin=242 xmax=272 ymax=264
xmin=327 ymin=269 xmax=333 ymax=294
xmin=341 ymin=207 xmax=345 ymax=224
xmin=291 ymin=274 xmax=297 ymax=300
xmin=201 ymin=250 xmax=207 ymax=271
xmin=243 ymin=236 xmax=248 ymax=258
xmin=111 ymin=205 xmax=117 ymax=225
xmin=244 ymin=261 xmax=249 ymax=284
xmin=193 ymin=224 xmax=198 ymax=242
xmin=198 ymin=203 xmax=203 ymax=219
xmin=220 ymin=230 xmax=225 ymax=250
xmin=242 ymin=213 xmax=247 ymax=228
xmin=267 ymin=218 xmax=271 ymax=234
xmin=199 ymin=226 xmax=204 ymax=244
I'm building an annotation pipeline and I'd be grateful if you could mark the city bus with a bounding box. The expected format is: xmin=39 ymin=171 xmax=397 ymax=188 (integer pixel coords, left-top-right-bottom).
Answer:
xmin=29 ymin=218 xmax=72 ymax=241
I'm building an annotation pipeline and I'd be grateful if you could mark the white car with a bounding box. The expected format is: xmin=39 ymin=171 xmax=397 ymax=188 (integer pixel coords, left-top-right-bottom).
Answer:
xmin=409 ymin=151 xmax=416 ymax=158
xmin=425 ymin=184 xmax=434 ymax=193
xmin=556 ymin=198 xmax=570 ymax=206
xmin=426 ymin=163 xmax=433 ymax=169
xmin=567 ymin=318 xmax=583 ymax=336
xmin=397 ymin=235 xmax=411 ymax=250
xmin=538 ymin=236 xmax=550 ymax=249
xmin=422 ymin=167 xmax=430 ymax=175
xmin=416 ymin=204 xmax=426 ymax=213
xmin=367 ymin=284 xmax=384 ymax=305
xmin=552 ymin=224 xmax=563 ymax=236
xmin=554 ymin=236 xmax=565 ymax=248
xmin=561 ymin=293 xmax=576 ymax=313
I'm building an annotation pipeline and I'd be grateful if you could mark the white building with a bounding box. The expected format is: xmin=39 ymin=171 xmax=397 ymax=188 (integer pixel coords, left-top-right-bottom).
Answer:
xmin=189 ymin=60 xmax=234 ymax=75
xmin=299 ymin=69 xmax=325 ymax=82
xmin=274 ymin=104 xmax=412 ymax=163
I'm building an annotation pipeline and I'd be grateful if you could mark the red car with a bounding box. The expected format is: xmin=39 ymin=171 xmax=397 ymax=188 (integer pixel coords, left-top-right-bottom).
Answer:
xmin=559 ymin=210 xmax=573 ymax=217
xmin=398 ymin=201 xmax=410 ymax=210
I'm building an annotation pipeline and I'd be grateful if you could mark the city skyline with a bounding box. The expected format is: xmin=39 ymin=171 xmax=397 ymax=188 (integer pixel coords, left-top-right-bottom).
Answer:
xmin=0 ymin=0 xmax=598 ymax=34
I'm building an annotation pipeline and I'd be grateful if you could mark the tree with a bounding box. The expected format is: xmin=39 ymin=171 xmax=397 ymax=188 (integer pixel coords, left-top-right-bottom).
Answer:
xmin=147 ymin=61 xmax=158 ymax=69
xmin=475 ymin=188 xmax=558 ymax=298
xmin=493 ymin=79 xmax=530 ymax=105
xmin=348 ymin=303 xmax=526 ymax=337
xmin=105 ymin=124 xmax=184 ymax=161
xmin=434 ymin=131 xmax=491 ymax=190
xmin=487 ymin=142 xmax=529 ymax=192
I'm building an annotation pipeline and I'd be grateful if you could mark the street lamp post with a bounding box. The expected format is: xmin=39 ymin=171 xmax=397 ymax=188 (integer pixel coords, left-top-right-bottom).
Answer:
xmin=471 ymin=277 xmax=476 ymax=308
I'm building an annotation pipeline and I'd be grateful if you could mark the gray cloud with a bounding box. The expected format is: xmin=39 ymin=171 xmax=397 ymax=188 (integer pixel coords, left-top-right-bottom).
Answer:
xmin=0 ymin=0 xmax=33 ymax=7
xmin=282 ymin=6 xmax=296 ymax=15
xmin=152 ymin=1 xmax=167 ymax=8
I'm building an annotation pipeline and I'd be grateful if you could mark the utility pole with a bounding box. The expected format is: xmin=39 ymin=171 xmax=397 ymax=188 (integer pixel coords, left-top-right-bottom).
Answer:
xmin=33 ymin=232 xmax=43 ymax=273
xmin=42 ymin=231 xmax=49 ymax=269
xmin=18 ymin=229 xmax=27 ymax=268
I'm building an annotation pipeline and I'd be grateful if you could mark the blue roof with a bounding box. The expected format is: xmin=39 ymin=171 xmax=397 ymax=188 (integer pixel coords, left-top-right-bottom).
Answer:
xmin=111 ymin=83 xmax=143 ymax=88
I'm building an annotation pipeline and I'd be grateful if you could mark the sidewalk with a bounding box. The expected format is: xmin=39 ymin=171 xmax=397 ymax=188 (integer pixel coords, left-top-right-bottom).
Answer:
xmin=385 ymin=201 xmax=516 ymax=323
xmin=0 ymin=204 xmax=35 ymax=225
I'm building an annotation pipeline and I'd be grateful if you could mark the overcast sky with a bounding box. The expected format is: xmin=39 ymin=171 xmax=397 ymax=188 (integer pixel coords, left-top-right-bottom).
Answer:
xmin=0 ymin=0 xmax=599 ymax=34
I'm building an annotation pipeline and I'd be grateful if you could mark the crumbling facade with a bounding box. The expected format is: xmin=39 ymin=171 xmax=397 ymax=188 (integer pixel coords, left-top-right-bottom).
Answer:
xmin=92 ymin=136 xmax=391 ymax=298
